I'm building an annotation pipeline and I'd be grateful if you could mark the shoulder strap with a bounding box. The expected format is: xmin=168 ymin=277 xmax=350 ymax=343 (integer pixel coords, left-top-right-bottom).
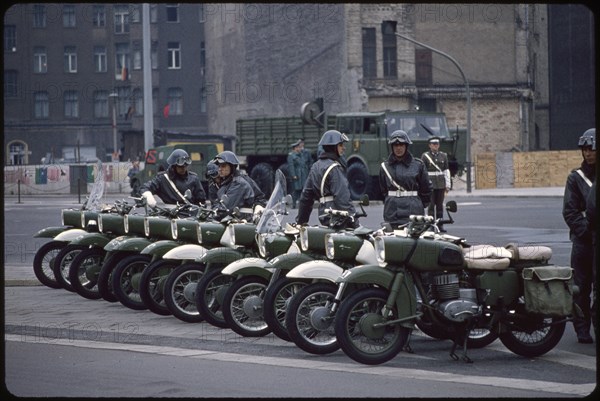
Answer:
xmin=380 ymin=162 xmax=406 ymax=191
xmin=320 ymin=161 xmax=340 ymax=196
xmin=576 ymin=169 xmax=593 ymax=187
xmin=162 ymin=173 xmax=191 ymax=204
xmin=423 ymin=153 xmax=442 ymax=172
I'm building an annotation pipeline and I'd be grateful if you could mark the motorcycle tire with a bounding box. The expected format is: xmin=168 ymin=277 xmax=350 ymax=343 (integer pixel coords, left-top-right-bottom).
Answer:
xmin=138 ymin=259 xmax=179 ymax=316
xmin=285 ymin=282 xmax=339 ymax=355
xmin=68 ymin=247 xmax=105 ymax=300
xmin=334 ymin=287 xmax=411 ymax=365
xmin=52 ymin=244 xmax=87 ymax=292
xmin=111 ymin=254 xmax=152 ymax=310
xmin=222 ymin=276 xmax=271 ymax=337
xmin=499 ymin=315 xmax=566 ymax=357
xmin=96 ymin=253 xmax=125 ymax=303
xmin=163 ymin=262 xmax=205 ymax=323
xmin=33 ymin=241 xmax=66 ymax=289
xmin=263 ymin=277 xmax=308 ymax=342
xmin=195 ymin=267 xmax=234 ymax=328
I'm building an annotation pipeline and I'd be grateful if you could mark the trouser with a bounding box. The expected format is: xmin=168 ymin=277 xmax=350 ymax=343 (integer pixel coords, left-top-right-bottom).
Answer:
xmin=571 ymin=238 xmax=596 ymax=335
xmin=292 ymin=189 xmax=302 ymax=208
xmin=428 ymin=188 xmax=446 ymax=220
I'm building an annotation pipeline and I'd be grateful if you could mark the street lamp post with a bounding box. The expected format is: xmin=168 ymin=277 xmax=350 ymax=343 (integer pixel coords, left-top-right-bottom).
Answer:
xmin=395 ymin=33 xmax=472 ymax=193
xmin=109 ymin=92 xmax=118 ymax=162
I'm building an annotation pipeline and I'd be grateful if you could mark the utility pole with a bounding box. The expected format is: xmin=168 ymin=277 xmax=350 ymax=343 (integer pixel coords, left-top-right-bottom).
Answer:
xmin=395 ymin=33 xmax=472 ymax=193
xmin=142 ymin=3 xmax=154 ymax=152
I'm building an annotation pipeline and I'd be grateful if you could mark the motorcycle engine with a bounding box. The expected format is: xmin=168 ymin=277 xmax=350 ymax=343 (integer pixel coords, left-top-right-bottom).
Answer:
xmin=433 ymin=273 xmax=480 ymax=323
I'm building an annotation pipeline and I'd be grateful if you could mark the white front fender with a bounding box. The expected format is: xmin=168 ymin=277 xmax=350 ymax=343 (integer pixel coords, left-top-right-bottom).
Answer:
xmin=162 ymin=244 xmax=208 ymax=261
xmin=285 ymin=260 xmax=344 ymax=282
xmin=53 ymin=228 xmax=88 ymax=241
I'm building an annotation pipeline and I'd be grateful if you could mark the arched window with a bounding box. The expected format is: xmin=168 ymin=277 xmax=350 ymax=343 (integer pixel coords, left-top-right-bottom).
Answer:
xmin=7 ymin=140 xmax=27 ymax=165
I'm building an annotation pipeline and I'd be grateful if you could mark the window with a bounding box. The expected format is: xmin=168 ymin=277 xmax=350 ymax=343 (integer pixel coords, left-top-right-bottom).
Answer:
xmin=115 ymin=87 xmax=131 ymax=116
xmin=382 ymin=21 xmax=397 ymax=78
xmin=64 ymin=91 xmax=79 ymax=118
xmin=33 ymin=5 xmax=46 ymax=28
xmin=132 ymin=42 xmax=142 ymax=69
xmin=4 ymin=25 xmax=16 ymax=52
xmin=150 ymin=4 xmax=158 ymax=23
xmin=167 ymin=42 xmax=181 ymax=69
xmin=4 ymin=70 xmax=18 ymax=98
xmin=63 ymin=5 xmax=76 ymax=27
xmin=362 ymin=28 xmax=376 ymax=78
xmin=151 ymin=41 xmax=158 ymax=69
xmin=167 ymin=87 xmax=183 ymax=115
xmin=114 ymin=5 xmax=130 ymax=34
xmin=94 ymin=90 xmax=109 ymax=118
xmin=415 ymin=48 xmax=432 ymax=86
xmin=34 ymin=91 xmax=49 ymax=118
xmin=200 ymin=41 xmax=205 ymax=74
xmin=166 ymin=4 xmax=179 ymax=22
xmin=130 ymin=5 xmax=140 ymax=22
xmin=64 ymin=46 xmax=77 ymax=73
xmin=115 ymin=43 xmax=130 ymax=80
xmin=33 ymin=47 xmax=47 ymax=73
xmin=93 ymin=5 xmax=106 ymax=27
xmin=9 ymin=142 xmax=26 ymax=165
xmin=132 ymin=88 xmax=143 ymax=116
xmin=94 ymin=46 xmax=107 ymax=72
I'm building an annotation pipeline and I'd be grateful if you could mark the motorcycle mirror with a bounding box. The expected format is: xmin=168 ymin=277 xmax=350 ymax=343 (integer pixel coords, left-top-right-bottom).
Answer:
xmin=445 ymin=200 xmax=457 ymax=213
xmin=184 ymin=189 xmax=192 ymax=200
xmin=360 ymin=194 xmax=370 ymax=206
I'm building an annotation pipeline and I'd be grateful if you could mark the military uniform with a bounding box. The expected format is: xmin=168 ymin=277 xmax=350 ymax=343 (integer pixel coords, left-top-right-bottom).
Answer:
xmin=421 ymin=146 xmax=451 ymax=223
xmin=288 ymin=140 xmax=310 ymax=208
xmin=140 ymin=167 xmax=206 ymax=205
xmin=379 ymin=151 xmax=431 ymax=227
xmin=215 ymin=172 xmax=255 ymax=219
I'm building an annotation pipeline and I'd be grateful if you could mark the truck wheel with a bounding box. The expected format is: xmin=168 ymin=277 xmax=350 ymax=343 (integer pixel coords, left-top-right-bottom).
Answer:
xmin=250 ymin=162 xmax=274 ymax=195
xmin=347 ymin=163 xmax=371 ymax=200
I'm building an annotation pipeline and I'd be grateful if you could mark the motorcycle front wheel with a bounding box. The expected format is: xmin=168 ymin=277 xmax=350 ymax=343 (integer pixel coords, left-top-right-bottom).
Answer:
xmin=53 ymin=244 xmax=86 ymax=292
xmin=499 ymin=315 xmax=566 ymax=357
xmin=111 ymin=254 xmax=152 ymax=310
xmin=138 ymin=259 xmax=179 ymax=316
xmin=33 ymin=241 xmax=66 ymax=289
xmin=96 ymin=253 xmax=125 ymax=303
xmin=222 ymin=276 xmax=270 ymax=337
xmin=195 ymin=267 xmax=234 ymax=328
xmin=263 ymin=277 xmax=308 ymax=342
xmin=163 ymin=262 xmax=205 ymax=323
xmin=334 ymin=287 xmax=410 ymax=365
xmin=68 ymin=247 xmax=105 ymax=300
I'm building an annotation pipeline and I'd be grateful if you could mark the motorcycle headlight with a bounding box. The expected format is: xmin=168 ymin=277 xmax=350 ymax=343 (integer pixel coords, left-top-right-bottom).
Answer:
xmin=300 ymin=227 xmax=309 ymax=251
xmin=325 ymin=234 xmax=335 ymax=259
xmin=257 ymin=233 xmax=267 ymax=258
xmin=170 ymin=219 xmax=178 ymax=240
xmin=374 ymin=236 xmax=386 ymax=265
xmin=97 ymin=214 xmax=104 ymax=232
xmin=124 ymin=215 xmax=129 ymax=233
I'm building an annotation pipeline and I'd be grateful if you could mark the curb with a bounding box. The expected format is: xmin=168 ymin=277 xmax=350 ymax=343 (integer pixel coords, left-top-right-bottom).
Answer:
xmin=5 ymin=280 xmax=42 ymax=287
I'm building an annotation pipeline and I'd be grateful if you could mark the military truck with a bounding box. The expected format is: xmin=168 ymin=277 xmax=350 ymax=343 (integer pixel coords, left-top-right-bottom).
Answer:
xmin=236 ymin=110 xmax=463 ymax=199
xmin=129 ymin=142 xmax=229 ymax=197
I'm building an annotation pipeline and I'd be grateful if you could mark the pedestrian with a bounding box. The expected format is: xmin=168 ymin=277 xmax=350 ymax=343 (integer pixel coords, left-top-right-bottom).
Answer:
xmin=298 ymin=138 xmax=314 ymax=171
xmin=287 ymin=139 xmax=309 ymax=208
xmin=421 ymin=136 xmax=451 ymax=231
xmin=562 ymin=128 xmax=596 ymax=344
xmin=127 ymin=159 xmax=140 ymax=196
xmin=585 ymin=180 xmax=597 ymax=339
xmin=141 ymin=149 xmax=206 ymax=207
xmin=296 ymin=130 xmax=358 ymax=227
xmin=379 ymin=130 xmax=432 ymax=228
xmin=211 ymin=150 xmax=256 ymax=220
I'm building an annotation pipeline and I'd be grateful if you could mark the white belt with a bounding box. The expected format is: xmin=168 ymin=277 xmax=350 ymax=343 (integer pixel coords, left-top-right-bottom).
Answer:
xmin=388 ymin=190 xmax=418 ymax=197
xmin=319 ymin=196 xmax=334 ymax=203
xmin=428 ymin=171 xmax=445 ymax=176
xmin=239 ymin=207 xmax=253 ymax=214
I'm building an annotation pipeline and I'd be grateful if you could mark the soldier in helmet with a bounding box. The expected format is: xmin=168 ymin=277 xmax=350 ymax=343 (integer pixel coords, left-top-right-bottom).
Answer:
xmin=379 ymin=130 xmax=432 ymax=228
xmin=296 ymin=130 xmax=358 ymax=227
xmin=211 ymin=150 xmax=256 ymax=220
xmin=421 ymin=136 xmax=451 ymax=232
xmin=563 ymin=128 xmax=596 ymax=344
xmin=205 ymin=159 xmax=221 ymax=206
xmin=141 ymin=149 xmax=206 ymax=207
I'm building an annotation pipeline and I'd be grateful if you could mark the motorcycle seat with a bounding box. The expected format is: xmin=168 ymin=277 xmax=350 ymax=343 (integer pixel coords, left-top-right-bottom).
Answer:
xmin=463 ymin=244 xmax=512 ymax=270
xmin=504 ymin=243 xmax=552 ymax=267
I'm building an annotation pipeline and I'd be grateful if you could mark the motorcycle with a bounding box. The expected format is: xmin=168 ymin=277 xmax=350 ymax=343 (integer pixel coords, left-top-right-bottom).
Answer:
xmin=333 ymin=201 xmax=574 ymax=365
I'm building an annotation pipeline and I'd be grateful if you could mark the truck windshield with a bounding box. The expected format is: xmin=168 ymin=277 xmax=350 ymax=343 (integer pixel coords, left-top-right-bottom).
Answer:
xmin=385 ymin=114 xmax=449 ymax=141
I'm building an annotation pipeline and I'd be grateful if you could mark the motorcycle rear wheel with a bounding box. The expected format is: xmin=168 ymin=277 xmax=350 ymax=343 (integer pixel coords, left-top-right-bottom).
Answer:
xmin=138 ymin=259 xmax=179 ymax=316
xmin=334 ymin=287 xmax=410 ymax=365
xmin=112 ymin=254 xmax=152 ymax=310
xmin=68 ymin=247 xmax=105 ymax=300
xmin=33 ymin=241 xmax=66 ymax=289
xmin=263 ymin=277 xmax=308 ymax=342
xmin=222 ymin=276 xmax=271 ymax=337
xmin=499 ymin=315 xmax=565 ymax=357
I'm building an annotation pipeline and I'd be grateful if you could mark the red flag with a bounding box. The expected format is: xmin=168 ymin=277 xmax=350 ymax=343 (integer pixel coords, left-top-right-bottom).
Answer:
xmin=121 ymin=66 xmax=128 ymax=81
xmin=163 ymin=104 xmax=170 ymax=118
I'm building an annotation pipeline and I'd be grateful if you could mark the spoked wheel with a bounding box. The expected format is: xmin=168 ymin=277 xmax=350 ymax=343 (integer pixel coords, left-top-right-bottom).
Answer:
xmin=33 ymin=241 xmax=66 ymax=289
xmin=286 ymin=282 xmax=339 ymax=355
xmin=334 ymin=287 xmax=410 ymax=365
xmin=96 ymin=253 xmax=125 ymax=303
xmin=138 ymin=259 xmax=179 ymax=316
xmin=222 ymin=276 xmax=270 ymax=337
xmin=499 ymin=314 xmax=566 ymax=357
xmin=263 ymin=277 xmax=308 ymax=342
xmin=68 ymin=247 xmax=105 ymax=300
xmin=52 ymin=244 xmax=86 ymax=292
xmin=195 ymin=267 xmax=234 ymax=328
xmin=111 ymin=254 xmax=152 ymax=310
xmin=163 ymin=262 xmax=206 ymax=323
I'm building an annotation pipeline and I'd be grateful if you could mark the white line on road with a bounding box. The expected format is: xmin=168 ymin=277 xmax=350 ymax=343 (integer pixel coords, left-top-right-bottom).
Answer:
xmin=5 ymin=334 xmax=594 ymax=396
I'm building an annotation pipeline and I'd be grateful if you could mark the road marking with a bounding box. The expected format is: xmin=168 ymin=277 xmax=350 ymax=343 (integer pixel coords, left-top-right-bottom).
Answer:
xmin=5 ymin=334 xmax=594 ymax=396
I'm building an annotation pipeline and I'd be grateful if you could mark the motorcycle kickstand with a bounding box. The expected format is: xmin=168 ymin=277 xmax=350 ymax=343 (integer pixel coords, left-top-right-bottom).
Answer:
xmin=402 ymin=330 xmax=415 ymax=354
xmin=449 ymin=333 xmax=473 ymax=363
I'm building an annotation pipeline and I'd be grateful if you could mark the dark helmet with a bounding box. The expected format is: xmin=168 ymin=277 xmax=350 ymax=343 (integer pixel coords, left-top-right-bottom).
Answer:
xmin=388 ymin=130 xmax=412 ymax=145
xmin=213 ymin=150 xmax=240 ymax=168
xmin=205 ymin=160 xmax=219 ymax=179
xmin=318 ymin=130 xmax=349 ymax=146
xmin=578 ymin=128 xmax=596 ymax=150
xmin=167 ymin=149 xmax=192 ymax=167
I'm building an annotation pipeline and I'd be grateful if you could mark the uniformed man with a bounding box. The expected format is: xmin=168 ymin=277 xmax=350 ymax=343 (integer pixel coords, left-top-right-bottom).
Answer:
xmin=205 ymin=159 xmax=221 ymax=206
xmin=287 ymin=139 xmax=309 ymax=208
xmin=380 ymin=130 xmax=432 ymax=228
xmin=141 ymin=149 xmax=206 ymax=207
xmin=421 ymin=136 xmax=451 ymax=231
xmin=211 ymin=150 xmax=257 ymax=221
xmin=563 ymin=128 xmax=596 ymax=344
xmin=296 ymin=130 xmax=357 ymax=227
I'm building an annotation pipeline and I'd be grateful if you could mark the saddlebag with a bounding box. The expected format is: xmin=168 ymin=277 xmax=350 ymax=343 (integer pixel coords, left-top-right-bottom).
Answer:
xmin=522 ymin=266 xmax=573 ymax=316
